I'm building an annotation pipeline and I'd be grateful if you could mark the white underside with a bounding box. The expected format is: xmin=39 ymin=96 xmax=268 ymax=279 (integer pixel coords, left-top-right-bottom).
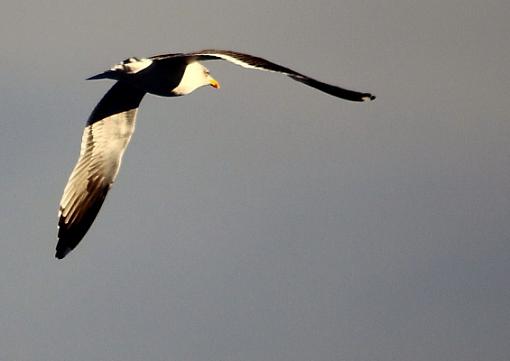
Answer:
xmin=59 ymin=108 xmax=138 ymax=221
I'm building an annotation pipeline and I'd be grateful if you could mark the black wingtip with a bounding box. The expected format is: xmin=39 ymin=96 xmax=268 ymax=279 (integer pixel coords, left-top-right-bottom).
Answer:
xmin=55 ymin=248 xmax=69 ymax=259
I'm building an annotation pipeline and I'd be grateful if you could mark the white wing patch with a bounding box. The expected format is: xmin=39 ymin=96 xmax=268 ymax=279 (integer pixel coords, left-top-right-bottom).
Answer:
xmin=197 ymin=52 xmax=273 ymax=72
xmin=111 ymin=57 xmax=153 ymax=74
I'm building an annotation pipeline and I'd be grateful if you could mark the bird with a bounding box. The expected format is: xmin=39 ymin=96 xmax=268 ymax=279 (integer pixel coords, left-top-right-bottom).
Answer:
xmin=55 ymin=49 xmax=375 ymax=259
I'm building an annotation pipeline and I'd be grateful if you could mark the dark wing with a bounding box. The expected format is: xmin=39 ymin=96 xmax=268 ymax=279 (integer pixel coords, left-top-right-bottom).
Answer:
xmin=186 ymin=49 xmax=375 ymax=102
xmin=56 ymin=81 xmax=146 ymax=259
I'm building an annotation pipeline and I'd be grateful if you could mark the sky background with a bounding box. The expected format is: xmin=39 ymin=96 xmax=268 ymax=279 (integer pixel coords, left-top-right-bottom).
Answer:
xmin=1 ymin=1 xmax=509 ymax=360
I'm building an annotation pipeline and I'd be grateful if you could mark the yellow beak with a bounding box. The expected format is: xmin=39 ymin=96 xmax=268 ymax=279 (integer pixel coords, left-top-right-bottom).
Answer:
xmin=209 ymin=77 xmax=220 ymax=89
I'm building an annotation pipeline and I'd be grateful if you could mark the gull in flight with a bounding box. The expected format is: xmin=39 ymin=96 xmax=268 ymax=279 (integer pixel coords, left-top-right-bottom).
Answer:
xmin=56 ymin=49 xmax=375 ymax=259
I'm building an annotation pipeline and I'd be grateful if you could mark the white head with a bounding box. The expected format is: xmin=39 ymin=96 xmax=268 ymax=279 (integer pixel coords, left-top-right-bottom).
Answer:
xmin=172 ymin=62 xmax=220 ymax=95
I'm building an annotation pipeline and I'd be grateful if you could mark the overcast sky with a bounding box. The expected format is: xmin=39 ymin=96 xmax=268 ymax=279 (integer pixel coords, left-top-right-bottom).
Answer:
xmin=1 ymin=1 xmax=509 ymax=360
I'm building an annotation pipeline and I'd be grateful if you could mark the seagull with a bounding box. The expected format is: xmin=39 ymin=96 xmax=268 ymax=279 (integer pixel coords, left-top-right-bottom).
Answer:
xmin=56 ymin=49 xmax=375 ymax=259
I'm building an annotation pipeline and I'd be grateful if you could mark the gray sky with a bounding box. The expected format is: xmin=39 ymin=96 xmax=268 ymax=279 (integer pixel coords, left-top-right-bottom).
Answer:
xmin=1 ymin=1 xmax=509 ymax=360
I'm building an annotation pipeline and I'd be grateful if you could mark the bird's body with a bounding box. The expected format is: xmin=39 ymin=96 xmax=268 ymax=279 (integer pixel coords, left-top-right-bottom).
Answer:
xmin=56 ymin=49 xmax=375 ymax=259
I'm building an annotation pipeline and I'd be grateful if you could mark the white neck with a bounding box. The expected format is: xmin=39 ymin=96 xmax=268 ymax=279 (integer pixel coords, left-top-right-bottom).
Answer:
xmin=172 ymin=62 xmax=210 ymax=95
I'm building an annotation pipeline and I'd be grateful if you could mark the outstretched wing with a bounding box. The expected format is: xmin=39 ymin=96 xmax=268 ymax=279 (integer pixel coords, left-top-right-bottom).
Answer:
xmin=187 ymin=49 xmax=375 ymax=102
xmin=56 ymin=81 xmax=146 ymax=259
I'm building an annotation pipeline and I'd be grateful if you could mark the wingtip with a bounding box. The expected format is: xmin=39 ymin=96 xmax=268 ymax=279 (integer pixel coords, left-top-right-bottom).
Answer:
xmin=362 ymin=93 xmax=376 ymax=101
xmin=55 ymin=245 xmax=72 ymax=259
